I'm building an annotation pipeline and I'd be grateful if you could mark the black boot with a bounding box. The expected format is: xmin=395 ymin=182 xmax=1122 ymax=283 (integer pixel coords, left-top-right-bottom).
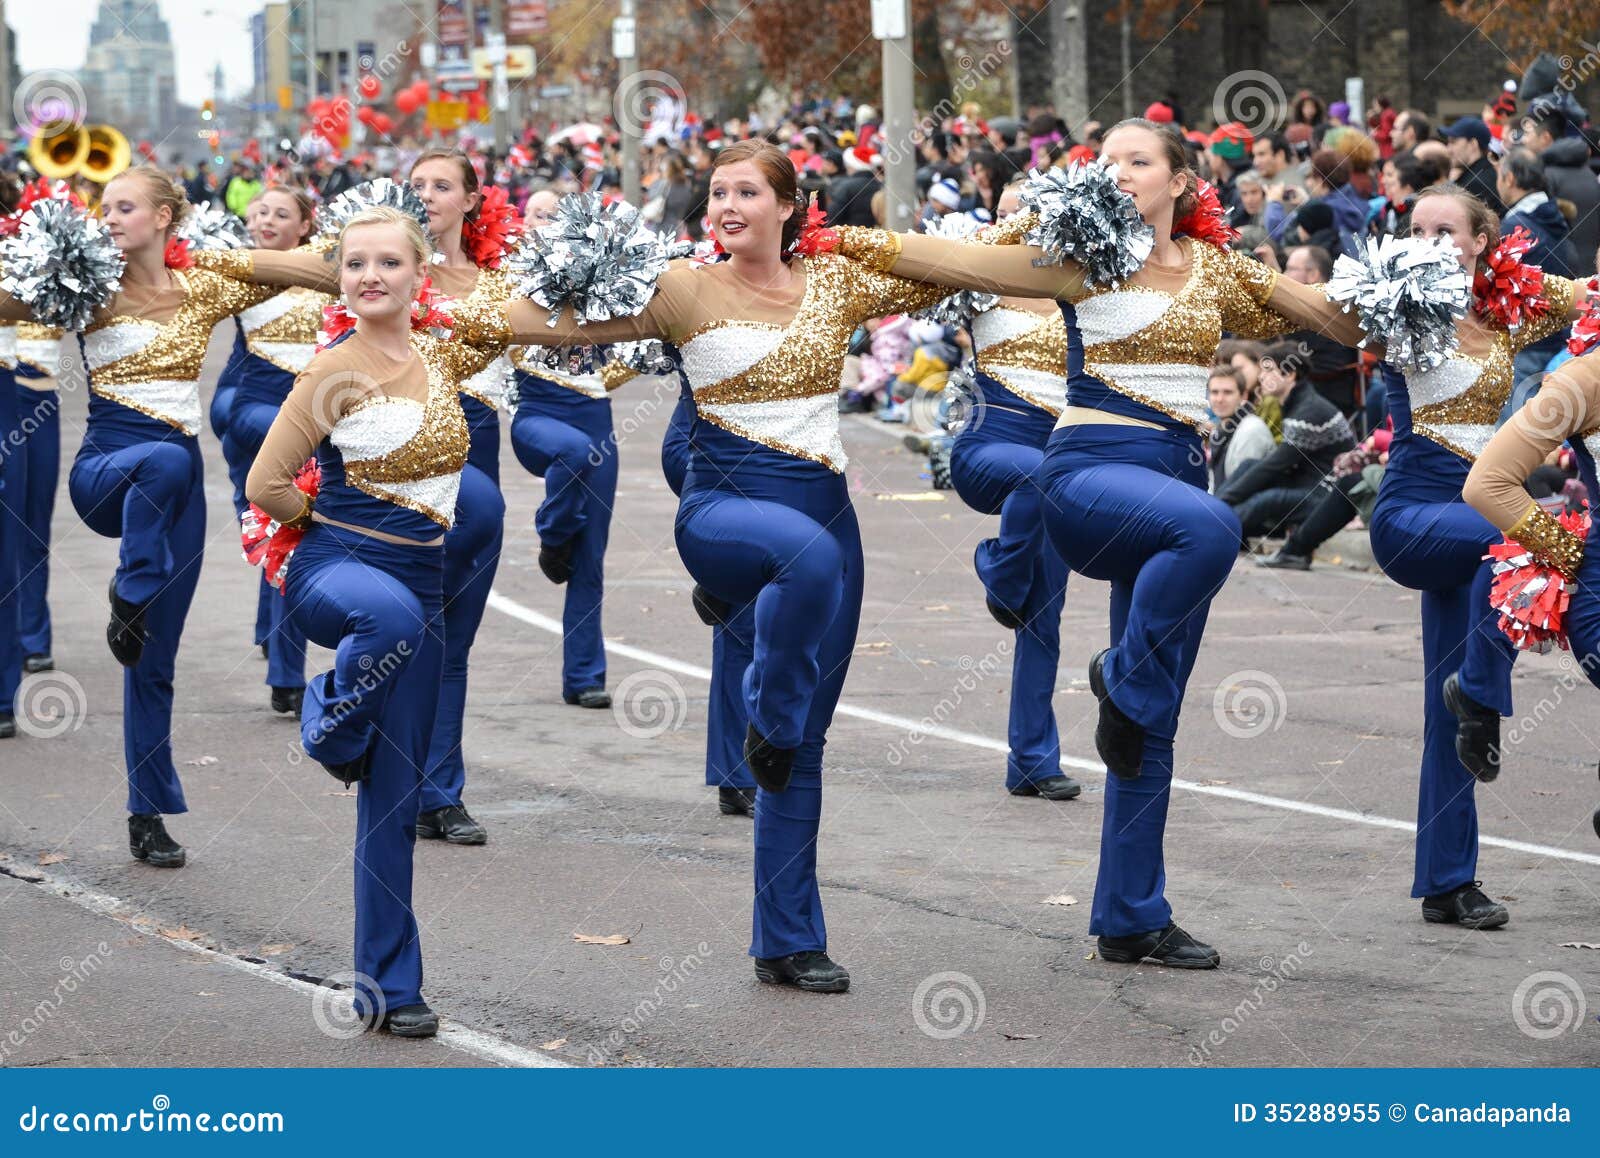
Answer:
xmin=563 ymin=687 xmax=612 ymax=708
xmin=718 ymin=785 xmax=757 ymax=816
xmin=378 ymin=1002 xmax=439 ymax=1038
xmin=538 ymin=540 xmax=575 ymax=584
xmin=270 ymin=686 xmax=304 ymax=716
xmin=416 ymin=804 xmax=488 ymax=845
xmin=1009 ymin=774 xmax=1083 ymax=801
xmin=1421 ymin=881 xmax=1509 ymax=929
xmin=743 ymin=724 xmax=795 ymax=793
xmin=22 ymin=653 xmax=52 ymax=674
xmin=985 ymin=595 xmax=1025 ymax=630
xmin=0 ymin=712 xmax=15 ymax=739
xmin=1443 ymin=672 xmax=1501 ymax=782
xmin=1098 ymin=922 xmax=1219 ymax=969
xmin=1088 ymin=649 xmax=1144 ymax=780
xmin=754 ymin=950 xmax=850 ymax=993
xmin=1258 ymin=548 xmax=1312 ymax=571
xmin=107 ymin=578 xmax=150 ymax=667
xmin=321 ymin=751 xmax=370 ymax=788
xmin=128 ymin=814 xmax=187 ymax=868
xmin=691 ymin=584 xmax=731 ymax=627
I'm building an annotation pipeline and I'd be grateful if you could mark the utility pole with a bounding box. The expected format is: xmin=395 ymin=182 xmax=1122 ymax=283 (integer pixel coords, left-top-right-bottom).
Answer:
xmin=874 ymin=0 xmax=915 ymax=231
xmin=615 ymin=0 xmax=639 ymax=204
xmin=488 ymin=0 xmax=509 ymax=152
xmin=305 ymin=0 xmax=319 ymax=101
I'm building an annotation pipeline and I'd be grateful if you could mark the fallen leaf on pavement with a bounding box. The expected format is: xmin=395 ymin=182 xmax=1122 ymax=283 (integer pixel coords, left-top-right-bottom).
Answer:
xmin=1040 ymin=894 xmax=1078 ymax=906
xmin=1000 ymin=1032 xmax=1040 ymax=1041
xmin=573 ymin=933 xmax=630 ymax=946
xmin=1560 ymin=941 xmax=1600 ymax=950
xmin=258 ymin=944 xmax=294 ymax=956
xmin=1200 ymin=779 xmax=1232 ymax=786
xmin=37 ymin=852 xmax=68 ymax=865
xmin=540 ymin=1038 xmax=567 ymax=1050
xmin=159 ymin=925 xmax=204 ymax=942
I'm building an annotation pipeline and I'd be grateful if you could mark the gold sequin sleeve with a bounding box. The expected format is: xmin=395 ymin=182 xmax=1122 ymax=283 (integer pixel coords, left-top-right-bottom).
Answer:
xmin=1214 ymin=246 xmax=1365 ymax=345
xmin=187 ymin=267 xmax=280 ymax=324
xmin=1511 ymin=274 xmax=1581 ymax=351
xmin=192 ymin=246 xmax=341 ymax=293
xmin=1463 ymin=353 xmax=1600 ymax=556
xmin=834 ymin=225 xmax=1089 ymax=302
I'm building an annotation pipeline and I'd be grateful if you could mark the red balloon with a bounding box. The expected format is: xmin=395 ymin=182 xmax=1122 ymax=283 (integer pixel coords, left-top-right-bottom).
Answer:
xmin=395 ymin=90 xmax=420 ymax=115
xmin=357 ymin=105 xmax=377 ymax=125
xmin=308 ymin=98 xmax=331 ymax=120
xmin=358 ymin=74 xmax=381 ymax=100
xmin=372 ymin=113 xmax=394 ymax=135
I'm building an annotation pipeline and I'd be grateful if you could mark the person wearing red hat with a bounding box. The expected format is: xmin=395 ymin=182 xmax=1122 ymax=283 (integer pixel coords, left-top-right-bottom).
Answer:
xmin=1144 ymin=101 xmax=1175 ymax=126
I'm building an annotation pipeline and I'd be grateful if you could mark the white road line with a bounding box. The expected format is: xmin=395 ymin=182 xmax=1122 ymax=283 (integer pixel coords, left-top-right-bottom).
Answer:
xmin=487 ymin=588 xmax=1600 ymax=869
xmin=7 ymin=864 xmax=570 ymax=1069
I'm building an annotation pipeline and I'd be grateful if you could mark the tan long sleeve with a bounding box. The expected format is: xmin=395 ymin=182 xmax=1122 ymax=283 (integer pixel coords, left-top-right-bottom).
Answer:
xmin=836 ymin=225 xmax=1090 ymax=301
xmin=193 ymin=246 xmax=341 ymax=292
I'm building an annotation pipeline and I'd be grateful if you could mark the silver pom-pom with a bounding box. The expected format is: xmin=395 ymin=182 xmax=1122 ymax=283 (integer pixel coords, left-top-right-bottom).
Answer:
xmin=503 ymin=194 xmax=668 ymax=326
xmin=519 ymin=344 xmax=601 ymax=377
xmin=1019 ymin=162 xmax=1154 ymax=289
xmin=940 ymin=358 xmax=984 ymax=437
xmin=915 ymin=213 xmax=999 ymax=328
xmin=1326 ymin=235 xmax=1469 ymax=371
xmin=177 ymin=202 xmax=251 ymax=251
xmin=0 ymin=198 xmax=122 ymax=331
xmin=606 ymin=338 xmax=677 ymax=378
xmin=661 ymin=235 xmax=696 ymax=261
xmin=315 ymin=178 xmax=431 ymax=248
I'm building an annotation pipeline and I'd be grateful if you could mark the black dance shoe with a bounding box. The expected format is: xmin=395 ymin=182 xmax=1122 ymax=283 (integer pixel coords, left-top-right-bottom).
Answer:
xmin=416 ymin=804 xmax=488 ymax=845
xmin=985 ymin=595 xmax=1026 ymax=630
xmin=1088 ymin=649 xmax=1144 ymax=780
xmin=128 ymin=814 xmax=186 ymax=868
xmin=22 ymin=653 xmax=53 ymax=674
xmin=1592 ymin=805 xmax=1599 ymax=841
xmin=1443 ymin=673 xmax=1501 ymax=782
xmin=538 ymin=540 xmax=575 ymax=584
xmin=1421 ymin=881 xmax=1509 ymax=929
xmin=0 ymin=712 xmax=15 ymax=739
xmin=1258 ymin=549 xmax=1312 ymax=571
xmin=1097 ymin=922 xmax=1219 ymax=969
xmin=718 ymin=785 xmax=757 ymax=816
xmin=270 ymin=686 xmax=304 ymax=716
xmin=259 ymin=642 xmax=269 ymax=659
xmin=321 ymin=752 xmax=370 ymax=788
xmin=691 ymin=584 xmax=732 ymax=627
xmin=754 ymin=950 xmax=850 ymax=993
xmin=378 ymin=1002 xmax=439 ymax=1038
xmin=1009 ymin=774 xmax=1083 ymax=801
xmin=563 ymin=687 xmax=612 ymax=709
xmin=743 ymin=724 xmax=796 ymax=794
xmin=106 ymin=579 xmax=150 ymax=668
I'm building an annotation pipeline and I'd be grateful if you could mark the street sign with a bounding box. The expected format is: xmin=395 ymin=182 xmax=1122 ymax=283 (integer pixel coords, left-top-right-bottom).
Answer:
xmin=612 ymin=16 xmax=635 ymax=60
xmin=538 ymin=84 xmax=574 ymax=99
xmin=870 ymin=0 xmax=907 ymax=40
xmin=472 ymin=46 xmax=535 ymax=79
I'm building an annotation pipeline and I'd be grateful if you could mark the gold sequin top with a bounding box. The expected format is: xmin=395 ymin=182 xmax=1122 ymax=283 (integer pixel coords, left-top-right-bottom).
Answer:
xmin=833 ymin=221 xmax=1329 ymax=431
xmin=0 ymin=321 xmax=65 ymax=381
xmin=971 ymin=300 xmax=1068 ymax=416
xmin=235 ymin=285 xmax=329 ymax=376
xmin=78 ymin=270 xmax=276 ymax=434
xmin=424 ymin=263 xmax=514 ymax=409
xmin=455 ymin=253 xmax=949 ymax=470
xmin=247 ymin=328 xmax=471 ymax=533
xmin=1396 ymin=276 xmax=1580 ymax=462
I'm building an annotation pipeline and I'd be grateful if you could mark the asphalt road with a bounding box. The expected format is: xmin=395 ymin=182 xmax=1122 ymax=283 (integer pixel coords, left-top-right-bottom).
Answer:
xmin=2 ymin=326 xmax=1597 ymax=1068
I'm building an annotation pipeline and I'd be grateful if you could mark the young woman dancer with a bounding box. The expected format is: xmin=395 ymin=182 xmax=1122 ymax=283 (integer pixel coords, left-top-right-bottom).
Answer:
xmin=11 ymin=321 xmax=63 ymax=677
xmin=456 ymin=140 xmax=956 ymax=991
xmin=947 ymin=181 xmax=1080 ymax=802
xmin=217 ymin=184 xmax=322 ymax=715
xmin=245 ymin=205 xmax=480 ymax=1037
xmin=823 ymin=119 xmax=1366 ymax=968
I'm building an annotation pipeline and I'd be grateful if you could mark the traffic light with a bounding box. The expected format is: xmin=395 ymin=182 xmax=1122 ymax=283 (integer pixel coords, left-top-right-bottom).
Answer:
xmin=201 ymin=100 xmax=214 ymax=121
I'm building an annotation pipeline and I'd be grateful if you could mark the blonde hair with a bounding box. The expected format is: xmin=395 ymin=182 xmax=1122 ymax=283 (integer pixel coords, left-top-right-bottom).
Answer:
xmin=335 ymin=206 xmax=431 ymax=267
xmin=107 ymin=165 xmax=190 ymax=234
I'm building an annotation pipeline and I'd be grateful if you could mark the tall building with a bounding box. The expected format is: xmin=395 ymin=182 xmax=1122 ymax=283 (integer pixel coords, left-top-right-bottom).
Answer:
xmin=80 ymin=0 xmax=178 ymax=138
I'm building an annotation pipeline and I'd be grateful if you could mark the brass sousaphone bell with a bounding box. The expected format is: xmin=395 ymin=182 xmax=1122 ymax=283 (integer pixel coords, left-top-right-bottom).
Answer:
xmin=27 ymin=122 xmax=131 ymax=183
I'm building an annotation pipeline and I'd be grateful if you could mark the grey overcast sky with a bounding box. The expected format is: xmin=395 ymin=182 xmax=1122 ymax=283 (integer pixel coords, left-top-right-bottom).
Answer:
xmin=12 ymin=0 xmax=259 ymax=107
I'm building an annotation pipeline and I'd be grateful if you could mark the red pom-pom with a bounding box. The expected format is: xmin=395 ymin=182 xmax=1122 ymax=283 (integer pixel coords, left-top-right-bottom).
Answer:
xmin=791 ymin=203 xmax=838 ymax=257
xmin=1568 ymin=275 xmax=1600 ymax=357
xmin=1485 ymin=506 xmax=1590 ymax=652
xmin=462 ymin=185 xmax=524 ymax=268
xmin=0 ymin=179 xmax=82 ymax=236
xmin=241 ymin=459 xmax=321 ymax=593
xmin=163 ymin=237 xmax=193 ymax=270
xmin=1173 ymin=179 xmax=1238 ymax=250
xmin=1473 ymin=226 xmax=1548 ymax=332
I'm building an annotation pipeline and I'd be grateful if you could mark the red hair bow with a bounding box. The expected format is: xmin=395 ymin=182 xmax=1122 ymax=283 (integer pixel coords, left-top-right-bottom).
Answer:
xmin=1173 ymin=179 xmax=1238 ymax=250
xmin=1474 ymin=226 xmax=1549 ymax=332
xmin=462 ymin=185 xmax=525 ymax=268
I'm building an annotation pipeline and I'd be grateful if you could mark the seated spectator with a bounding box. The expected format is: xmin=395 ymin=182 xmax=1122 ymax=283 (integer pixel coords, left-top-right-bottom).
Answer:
xmin=1283 ymin=244 xmax=1364 ymax=418
xmin=1206 ymin=365 xmax=1275 ymax=492
xmin=1259 ymin=428 xmax=1389 ymax=570
xmin=1219 ymin=339 xmax=1278 ymax=439
xmin=1217 ymin=339 xmax=1356 ymax=546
